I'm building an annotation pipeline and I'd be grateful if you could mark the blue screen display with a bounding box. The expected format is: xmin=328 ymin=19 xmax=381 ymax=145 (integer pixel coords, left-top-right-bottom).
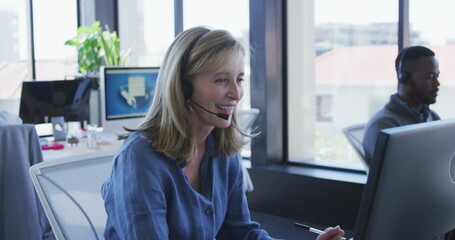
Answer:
xmin=104 ymin=68 xmax=158 ymax=120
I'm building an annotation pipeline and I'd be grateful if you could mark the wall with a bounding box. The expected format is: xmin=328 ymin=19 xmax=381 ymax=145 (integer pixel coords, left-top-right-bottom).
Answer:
xmin=247 ymin=166 xmax=366 ymax=230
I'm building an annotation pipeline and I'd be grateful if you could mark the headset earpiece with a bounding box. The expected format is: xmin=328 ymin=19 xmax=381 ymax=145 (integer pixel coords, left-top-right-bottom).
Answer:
xmin=398 ymin=71 xmax=408 ymax=84
xmin=398 ymin=47 xmax=410 ymax=84
xmin=181 ymin=80 xmax=193 ymax=100
xmin=179 ymin=31 xmax=208 ymax=101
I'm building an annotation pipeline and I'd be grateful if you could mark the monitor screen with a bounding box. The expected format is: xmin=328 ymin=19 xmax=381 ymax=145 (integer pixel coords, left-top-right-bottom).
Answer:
xmin=354 ymin=118 xmax=455 ymax=240
xmin=19 ymin=78 xmax=92 ymax=125
xmin=99 ymin=66 xmax=159 ymax=133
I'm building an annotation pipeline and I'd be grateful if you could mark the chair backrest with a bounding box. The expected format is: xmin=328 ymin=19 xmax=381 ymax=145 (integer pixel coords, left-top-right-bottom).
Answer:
xmin=0 ymin=124 xmax=53 ymax=240
xmin=342 ymin=123 xmax=369 ymax=172
xmin=29 ymin=150 xmax=116 ymax=240
xmin=237 ymin=108 xmax=260 ymax=132
xmin=236 ymin=108 xmax=260 ymax=193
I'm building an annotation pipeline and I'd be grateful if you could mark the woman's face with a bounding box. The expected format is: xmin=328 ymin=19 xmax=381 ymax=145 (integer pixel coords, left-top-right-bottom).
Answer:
xmin=189 ymin=50 xmax=245 ymax=130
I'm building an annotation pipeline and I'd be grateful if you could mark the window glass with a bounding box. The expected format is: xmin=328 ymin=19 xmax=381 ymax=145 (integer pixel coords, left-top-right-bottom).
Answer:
xmin=33 ymin=0 xmax=78 ymax=79
xmin=410 ymin=0 xmax=455 ymax=119
xmin=0 ymin=0 xmax=30 ymax=114
xmin=317 ymin=95 xmax=333 ymax=122
xmin=288 ymin=0 xmax=398 ymax=169
xmin=118 ymin=0 xmax=175 ymax=67
xmin=183 ymin=0 xmax=250 ymax=110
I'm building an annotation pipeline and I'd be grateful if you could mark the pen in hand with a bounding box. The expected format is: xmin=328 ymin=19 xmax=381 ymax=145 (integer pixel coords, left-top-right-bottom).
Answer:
xmin=294 ymin=222 xmax=347 ymax=240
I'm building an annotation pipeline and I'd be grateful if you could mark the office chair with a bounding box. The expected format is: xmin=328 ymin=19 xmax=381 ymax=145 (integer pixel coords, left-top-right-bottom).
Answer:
xmin=0 ymin=124 xmax=53 ymax=240
xmin=29 ymin=150 xmax=116 ymax=240
xmin=237 ymin=108 xmax=260 ymax=193
xmin=237 ymin=108 xmax=260 ymax=133
xmin=342 ymin=123 xmax=369 ymax=173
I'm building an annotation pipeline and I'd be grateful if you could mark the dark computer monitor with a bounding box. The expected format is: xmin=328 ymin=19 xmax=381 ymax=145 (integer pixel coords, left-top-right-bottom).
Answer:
xmin=19 ymin=78 xmax=92 ymax=124
xmin=354 ymin=118 xmax=455 ymax=240
xmin=99 ymin=66 xmax=159 ymax=133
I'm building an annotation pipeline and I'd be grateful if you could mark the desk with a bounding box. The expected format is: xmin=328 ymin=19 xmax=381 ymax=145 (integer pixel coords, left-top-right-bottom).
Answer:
xmin=42 ymin=132 xmax=124 ymax=161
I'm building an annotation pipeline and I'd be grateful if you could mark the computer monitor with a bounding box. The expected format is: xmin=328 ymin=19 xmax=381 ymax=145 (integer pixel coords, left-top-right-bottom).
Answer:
xmin=19 ymin=78 xmax=92 ymax=125
xmin=354 ymin=118 xmax=455 ymax=240
xmin=99 ymin=66 xmax=159 ymax=133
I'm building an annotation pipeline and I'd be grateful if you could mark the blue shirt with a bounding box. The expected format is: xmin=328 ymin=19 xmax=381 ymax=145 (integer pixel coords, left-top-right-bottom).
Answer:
xmin=101 ymin=131 xmax=272 ymax=240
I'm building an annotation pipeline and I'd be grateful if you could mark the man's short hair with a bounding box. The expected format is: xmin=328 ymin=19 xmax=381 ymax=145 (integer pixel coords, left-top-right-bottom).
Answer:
xmin=395 ymin=45 xmax=435 ymax=73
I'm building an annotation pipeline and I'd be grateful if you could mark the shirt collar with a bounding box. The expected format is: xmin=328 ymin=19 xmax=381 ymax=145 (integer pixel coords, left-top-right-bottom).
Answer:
xmin=392 ymin=93 xmax=431 ymax=121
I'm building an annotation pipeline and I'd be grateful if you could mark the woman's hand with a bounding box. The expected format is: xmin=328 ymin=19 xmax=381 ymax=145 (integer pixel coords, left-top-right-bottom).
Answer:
xmin=315 ymin=225 xmax=345 ymax=240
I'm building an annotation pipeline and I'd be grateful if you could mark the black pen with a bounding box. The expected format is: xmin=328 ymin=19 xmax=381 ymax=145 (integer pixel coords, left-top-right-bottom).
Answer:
xmin=294 ymin=222 xmax=347 ymax=240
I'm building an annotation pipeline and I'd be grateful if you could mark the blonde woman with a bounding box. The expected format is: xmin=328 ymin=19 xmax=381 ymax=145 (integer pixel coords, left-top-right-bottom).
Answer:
xmin=101 ymin=26 xmax=344 ymax=240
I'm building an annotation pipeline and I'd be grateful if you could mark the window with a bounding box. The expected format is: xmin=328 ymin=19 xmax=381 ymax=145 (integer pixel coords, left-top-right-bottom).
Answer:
xmin=0 ymin=0 xmax=78 ymax=116
xmin=118 ymin=0 xmax=175 ymax=67
xmin=0 ymin=0 xmax=31 ymax=114
xmin=287 ymin=0 xmax=398 ymax=169
xmin=316 ymin=95 xmax=333 ymax=122
xmin=33 ymin=0 xmax=78 ymax=80
xmin=286 ymin=0 xmax=455 ymax=169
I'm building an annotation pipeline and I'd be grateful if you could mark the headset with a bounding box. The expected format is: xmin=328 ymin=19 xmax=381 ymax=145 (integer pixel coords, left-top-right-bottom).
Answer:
xmin=180 ymin=31 xmax=208 ymax=100
xmin=397 ymin=46 xmax=411 ymax=84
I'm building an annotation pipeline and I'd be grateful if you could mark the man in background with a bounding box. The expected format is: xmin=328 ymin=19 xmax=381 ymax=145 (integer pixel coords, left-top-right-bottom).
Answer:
xmin=363 ymin=45 xmax=441 ymax=163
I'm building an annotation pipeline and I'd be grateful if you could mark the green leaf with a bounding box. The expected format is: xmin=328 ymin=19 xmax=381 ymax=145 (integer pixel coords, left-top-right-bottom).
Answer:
xmin=65 ymin=20 xmax=131 ymax=74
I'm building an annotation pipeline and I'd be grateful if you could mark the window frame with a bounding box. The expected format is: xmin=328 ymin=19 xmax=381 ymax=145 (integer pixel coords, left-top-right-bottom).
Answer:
xmin=249 ymin=0 xmax=409 ymax=171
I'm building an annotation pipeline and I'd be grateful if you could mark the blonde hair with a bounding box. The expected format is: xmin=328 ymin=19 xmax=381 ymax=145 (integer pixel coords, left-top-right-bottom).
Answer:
xmin=120 ymin=26 xmax=252 ymax=163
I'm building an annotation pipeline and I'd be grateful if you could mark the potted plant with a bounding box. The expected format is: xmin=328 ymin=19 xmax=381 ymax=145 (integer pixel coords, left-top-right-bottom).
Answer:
xmin=65 ymin=21 xmax=130 ymax=77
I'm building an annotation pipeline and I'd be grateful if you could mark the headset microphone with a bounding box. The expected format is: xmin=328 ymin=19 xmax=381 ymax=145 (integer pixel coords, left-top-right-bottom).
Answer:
xmin=189 ymin=100 xmax=229 ymax=120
